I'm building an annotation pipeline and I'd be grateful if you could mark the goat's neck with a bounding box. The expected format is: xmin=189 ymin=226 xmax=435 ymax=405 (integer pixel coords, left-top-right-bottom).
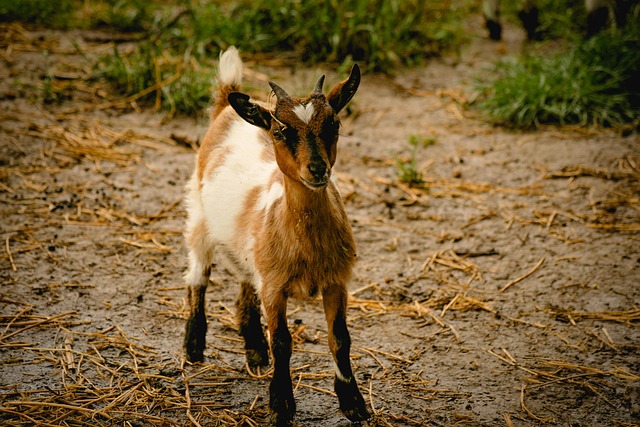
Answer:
xmin=280 ymin=175 xmax=333 ymax=219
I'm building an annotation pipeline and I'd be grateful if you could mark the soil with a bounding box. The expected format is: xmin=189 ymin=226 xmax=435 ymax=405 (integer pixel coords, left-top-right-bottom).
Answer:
xmin=1 ymin=18 xmax=639 ymax=427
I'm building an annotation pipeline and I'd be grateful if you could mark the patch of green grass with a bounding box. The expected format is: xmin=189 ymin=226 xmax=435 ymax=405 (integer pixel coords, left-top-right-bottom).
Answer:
xmin=535 ymin=0 xmax=587 ymax=40
xmin=1 ymin=0 xmax=157 ymax=31
xmin=10 ymin=0 xmax=472 ymax=115
xmin=395 ymin=135 xmax=436 ymax=187
xmin=94 ymin=44 xmax=212 ymax=115
xmin=476 ymin=24 xmax=640 ymax=129
xmin=165 ymin=0 xmax=470 ymax=72
xmin=161 ymin=65 xmax=212 ymax=116
xmin=81 ymin=0 xmax=152 ymax=33
xmin=500 ymin=0 xmax=587 ymax=41
xmin=88 ymin=0 xmax=472 ymax=115
xmin=0 ymin=0 xmax=74 ymax=26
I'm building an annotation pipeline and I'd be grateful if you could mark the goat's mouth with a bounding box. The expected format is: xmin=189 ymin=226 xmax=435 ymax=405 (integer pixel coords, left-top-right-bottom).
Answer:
xmin=301 ymin=177 xmax=328 ymax=190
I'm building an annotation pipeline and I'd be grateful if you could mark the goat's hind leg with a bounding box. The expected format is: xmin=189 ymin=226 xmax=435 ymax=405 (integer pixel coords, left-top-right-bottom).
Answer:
xmin=184 ymin=252 xmax=211 ymax=363
xmin=236 ymin=281 xmax=269 ymax=369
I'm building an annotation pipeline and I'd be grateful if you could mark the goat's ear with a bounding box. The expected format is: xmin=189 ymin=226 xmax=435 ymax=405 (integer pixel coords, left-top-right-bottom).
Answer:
xmin=327 ymin=64 xmax=360 ymax=113
xmin=228 ymin=92 xmax=271 ymax=130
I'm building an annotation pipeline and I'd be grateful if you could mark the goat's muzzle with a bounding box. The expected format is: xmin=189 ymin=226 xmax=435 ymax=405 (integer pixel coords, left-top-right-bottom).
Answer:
xmin=301 ymin=162 xmax=329 ymax=190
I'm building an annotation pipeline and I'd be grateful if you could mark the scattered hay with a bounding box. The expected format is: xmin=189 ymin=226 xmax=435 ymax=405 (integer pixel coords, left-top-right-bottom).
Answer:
xmin=545 ymin=307 xmax=640 ymax=326
xmin=2 ymin=22 xmax=638 ymax=427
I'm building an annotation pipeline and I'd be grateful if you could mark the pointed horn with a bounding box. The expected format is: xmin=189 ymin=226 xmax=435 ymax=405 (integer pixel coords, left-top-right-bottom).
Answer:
xmin=313 ymin=75 xmax=325 ymax=94
xmin=269 ymin=81 xmax=290 ymax=100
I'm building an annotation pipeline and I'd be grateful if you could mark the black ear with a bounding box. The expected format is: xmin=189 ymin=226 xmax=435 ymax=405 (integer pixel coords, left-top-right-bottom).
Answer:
xmin=327 ymin=64 xmax=360 ymax=113
xmin=228 ymin=92 xmax=271 ymax=130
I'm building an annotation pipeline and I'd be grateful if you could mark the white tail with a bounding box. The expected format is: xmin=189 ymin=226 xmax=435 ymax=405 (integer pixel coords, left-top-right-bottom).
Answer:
xmin=217 ymin=46 xmax=243 ymax=88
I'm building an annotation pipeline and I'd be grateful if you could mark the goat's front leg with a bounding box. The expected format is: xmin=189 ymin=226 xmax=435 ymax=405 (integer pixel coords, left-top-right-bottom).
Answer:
xmin=323 ymin=286 xmax=370 ymax=423
xmin=236 ymin=281 xmax=269 ymax=369
xmin=184 ymin=259 xmax=211 ymax=363
xmin=264 ymin=291 xmax=295 ymax=426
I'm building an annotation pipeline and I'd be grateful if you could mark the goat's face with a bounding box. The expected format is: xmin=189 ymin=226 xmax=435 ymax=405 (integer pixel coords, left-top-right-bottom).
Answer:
xmin=229 ymin=65 xmax=360 ymax=191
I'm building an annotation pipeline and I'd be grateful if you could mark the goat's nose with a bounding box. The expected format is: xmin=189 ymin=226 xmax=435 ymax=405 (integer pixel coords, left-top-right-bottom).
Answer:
xmin=308 ymin=162 xmax=327 ymax=180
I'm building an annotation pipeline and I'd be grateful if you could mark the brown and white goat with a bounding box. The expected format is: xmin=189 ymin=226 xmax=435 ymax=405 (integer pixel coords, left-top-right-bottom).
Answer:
xmin=183 ymin=47 xmax=370 ymax=426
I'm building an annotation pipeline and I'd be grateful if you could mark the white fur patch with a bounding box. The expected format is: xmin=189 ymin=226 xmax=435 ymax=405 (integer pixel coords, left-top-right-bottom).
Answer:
xmin=196 ymin=118 xmax=279 ymax=292
xmin=200 ymin=120 xmax=274 ymax=247
xmin=263 ymin=182 xmax=284 ymax=211
xmin=334 ymin=361 xmax=351 ymax=383
xmin=293 ymin=102 xmax=315 ymax=124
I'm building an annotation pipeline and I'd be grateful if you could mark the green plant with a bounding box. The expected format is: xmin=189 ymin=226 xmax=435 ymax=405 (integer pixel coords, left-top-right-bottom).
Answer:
xmin=396 ymin=135 xmax=435 ymax=187
xmin=476 ymin=24 xmax=640 ymax=128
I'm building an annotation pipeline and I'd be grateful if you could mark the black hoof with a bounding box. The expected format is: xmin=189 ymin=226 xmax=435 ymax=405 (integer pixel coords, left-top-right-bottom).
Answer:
xmin=185 ymin=348 xmax=204 ymax=363
xmin=269 ymin=388 xmax=296 ymax=427
xmin=246 ymin=347 xmax=270 ymax=369
xmin=270 ymin=413 xmax=294 ymax=427
xmin=336 ymin=378 xmax=370 ymax=422
xmin=343 ymin=404 xmax=371 ymax=424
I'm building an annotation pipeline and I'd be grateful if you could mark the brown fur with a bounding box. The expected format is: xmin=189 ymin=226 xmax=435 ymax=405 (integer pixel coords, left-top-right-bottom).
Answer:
xmin=234 ymin=185 xmax=264 ymax=256
xmin=185 ymin=219 xmax=209 ymax=258
xmin=198 ymin=109 xmax=234 ymax=182
xmin=255 ymin=177 xmax=355 ymax=302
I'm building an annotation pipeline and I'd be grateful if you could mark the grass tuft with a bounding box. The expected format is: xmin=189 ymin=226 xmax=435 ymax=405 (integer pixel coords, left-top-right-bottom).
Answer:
xmin=94 ymin=44 xmax=212 ymax=115
xmin=476 ymin=24 xmax=640 ymax=129
xmin=395 ymin=135 xmax=436 ymax=187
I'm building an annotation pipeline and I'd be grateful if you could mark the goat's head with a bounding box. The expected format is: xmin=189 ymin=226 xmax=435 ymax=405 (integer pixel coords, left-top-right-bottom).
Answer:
xmin=228 ymin=65 xmax=360 ymax=191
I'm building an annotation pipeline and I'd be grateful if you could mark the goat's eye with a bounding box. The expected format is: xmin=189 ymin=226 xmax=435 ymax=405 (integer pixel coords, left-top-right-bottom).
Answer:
xmin=273 ymin=127 xmax=285 ymax=141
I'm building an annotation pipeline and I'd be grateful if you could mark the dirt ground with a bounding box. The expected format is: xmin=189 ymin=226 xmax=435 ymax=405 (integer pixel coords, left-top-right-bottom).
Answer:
xmin=1 ymin=18 xmax=639 ymax=427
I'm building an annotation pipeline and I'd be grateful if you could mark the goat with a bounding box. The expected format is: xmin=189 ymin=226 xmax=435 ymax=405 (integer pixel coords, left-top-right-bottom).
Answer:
xmin=182 ymin=47 xmax=370 ymax=426
xmin=483 ymin=0 xmax=638 ymax=40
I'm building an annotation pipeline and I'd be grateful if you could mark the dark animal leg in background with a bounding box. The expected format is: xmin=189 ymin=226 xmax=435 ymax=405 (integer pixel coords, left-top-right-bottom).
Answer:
xmin=236 ymin=281 xmax=269 ymax=368
xmin=486 ymin=18 xmax=502 ymax=40
xmin=587 ymin=6 xmax=609 ymax=36
xmin=323 ymin=287 xmax=370 ymax=423
xmin=614 ymin=0 xmax=636 ymax=29
xmin=518 ymin=6 xmax=542 ymax=40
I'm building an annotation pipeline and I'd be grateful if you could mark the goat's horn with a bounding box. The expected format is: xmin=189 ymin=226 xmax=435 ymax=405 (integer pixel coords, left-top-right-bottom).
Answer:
xmin=269 ymin=82 xmax=290 ymax=100
xmin=313 ymin=75 xmax=325 ymax=94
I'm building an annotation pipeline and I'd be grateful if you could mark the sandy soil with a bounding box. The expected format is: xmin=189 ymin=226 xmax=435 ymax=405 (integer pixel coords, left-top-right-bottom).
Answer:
xmin=1 ymin=19 xmax=639 ymax=427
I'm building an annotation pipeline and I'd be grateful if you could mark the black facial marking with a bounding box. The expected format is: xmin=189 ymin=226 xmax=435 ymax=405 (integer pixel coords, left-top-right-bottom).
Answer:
xmin=283 ymin=127 xmax=299 ymax=154
xmin=320 ymin=116 xmax=340 ymax=154
xmin=306 ymin=132 xmax=323 ymax=163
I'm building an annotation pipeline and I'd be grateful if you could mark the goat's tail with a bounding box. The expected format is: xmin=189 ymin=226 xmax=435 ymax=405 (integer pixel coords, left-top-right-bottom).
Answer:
xmin=211 ymin=46 xmax=243 ymax=120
